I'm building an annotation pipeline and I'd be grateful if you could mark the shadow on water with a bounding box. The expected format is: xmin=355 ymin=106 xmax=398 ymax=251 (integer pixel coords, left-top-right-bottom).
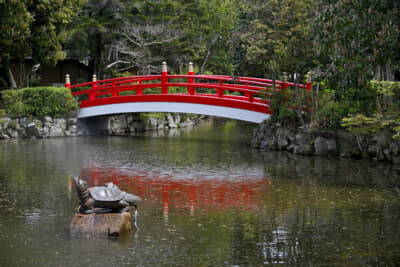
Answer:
xmin=0 ymin=120 xmax=399 ymax=266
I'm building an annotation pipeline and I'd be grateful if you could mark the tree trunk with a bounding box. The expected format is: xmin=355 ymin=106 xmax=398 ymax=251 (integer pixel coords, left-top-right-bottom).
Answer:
xmin=0 ymin=58 xmax=17 ymax=89
xmin=8 ymin=68 xmax=17 ymax=89
xmin=93 ymin=33 xmax=103 ymax=78
xmin=199 ymin=49 xmax=210 ymax=74
xmin=310 ymin=75 xmax=314 ymax=121
xmin=272 ymin=72 xmax=276 ymax=93
xmin=294 ymin=74 xmax=305 ymax=126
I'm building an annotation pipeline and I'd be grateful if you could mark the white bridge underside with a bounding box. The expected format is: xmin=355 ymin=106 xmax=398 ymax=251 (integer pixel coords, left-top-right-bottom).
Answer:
xmin=77 ymin=102 xmax=269 ymax=123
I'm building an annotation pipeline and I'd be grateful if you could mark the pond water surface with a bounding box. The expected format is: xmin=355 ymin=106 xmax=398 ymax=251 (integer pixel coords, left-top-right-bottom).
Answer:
xmin=0 ymin=120 xmax=399 ymax=266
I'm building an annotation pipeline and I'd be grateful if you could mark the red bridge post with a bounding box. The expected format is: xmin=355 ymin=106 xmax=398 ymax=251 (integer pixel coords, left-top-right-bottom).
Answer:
xmin=217 ymin=80 xmax=224 ymax=98
xmin=188 ymin=62 xmax=195 ymax=95
xmin=306 ymin=71 xmax=312 ymax=91
xmin=65 ymin=74 xmax=70 ymax=88
xmin=111 ymin=80 xmax=118 ymax=97
xmin=161 ymin=62 xmax=168 ymax=94
xmin=282 ymin=72 xmax=288 ymax=90
xmin=89 ymin=74 xmax=97 ymax=100
xmin=137 ymin=80 xmax=143 ymax=95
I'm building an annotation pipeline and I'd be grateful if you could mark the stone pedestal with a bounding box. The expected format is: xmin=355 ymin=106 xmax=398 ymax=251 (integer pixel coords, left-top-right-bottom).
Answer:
xmin=70 ymin=211 xmax=133 ymax=238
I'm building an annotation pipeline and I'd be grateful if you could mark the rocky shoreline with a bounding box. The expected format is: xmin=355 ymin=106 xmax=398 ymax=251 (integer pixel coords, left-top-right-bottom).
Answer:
xmin=0 ymin=113 xmax=200 ymax=139
xmin=252 ymin=120 xmax=400 ymax=164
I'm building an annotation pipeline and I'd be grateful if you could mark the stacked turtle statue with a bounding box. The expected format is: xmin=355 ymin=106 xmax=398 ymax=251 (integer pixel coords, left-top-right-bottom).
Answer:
xmin=71 ymin=177 xmax=143 ymax=236
xmin=74 ymin=177 xmax=142 ymax=228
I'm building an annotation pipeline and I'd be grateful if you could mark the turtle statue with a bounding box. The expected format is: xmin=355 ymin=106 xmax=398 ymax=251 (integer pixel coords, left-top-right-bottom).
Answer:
xmin=74 ymin=177 xmax=142 ymax=215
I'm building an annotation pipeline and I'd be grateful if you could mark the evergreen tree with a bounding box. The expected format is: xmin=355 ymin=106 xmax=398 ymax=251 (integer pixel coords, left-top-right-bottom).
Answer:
xmin=232 ymin=0 xmax=315 ymax=79
xmin=0 ymin=0 xmax=83 ymax=89
xmin=67 ymin=0 xmax=124 ymax=78
xmin=312 ymin=0 xmax=400 ymax=103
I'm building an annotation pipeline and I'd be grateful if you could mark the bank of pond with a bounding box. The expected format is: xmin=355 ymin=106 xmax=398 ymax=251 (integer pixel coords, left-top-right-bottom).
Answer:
xmin=252 ymin=120 xmax=400 ymax=165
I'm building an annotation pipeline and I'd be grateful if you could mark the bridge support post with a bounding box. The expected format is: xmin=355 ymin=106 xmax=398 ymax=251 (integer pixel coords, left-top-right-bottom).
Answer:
xmin=161 ymin=62 xmax=168 ymax=94
xmin=111 ymin=80 xmax=118 ymax=97
xmin=65 ymin=74 xmax=70 ymax=88
xmin=137 ymin=80 xmax=143 ymax=95
xmin=244 ymin=82 xmax=254 ymax=102
xmin=282 ymin=72 xmax=288 ymax=90
xmin=89 ymin=74 xmax=97 ymax=101
xmin=306 ymin=71 xmax=312 ymax=91
xmin=188 ymin=62 xmax=195 ymax=95
xmin=217 ymin=80 xmax=224 ymax=98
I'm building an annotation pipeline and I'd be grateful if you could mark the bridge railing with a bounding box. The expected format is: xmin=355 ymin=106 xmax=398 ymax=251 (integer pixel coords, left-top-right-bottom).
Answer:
xmin=66 ymin=62 xmax=309 ymax=108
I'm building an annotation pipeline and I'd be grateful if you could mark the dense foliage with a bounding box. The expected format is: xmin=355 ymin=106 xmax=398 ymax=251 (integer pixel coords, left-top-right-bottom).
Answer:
xmin=1 ymin=87 xmax=78 ymax=118
xmin=312 ymin=0 xmax=400 ymax=99
xmin=66 ymin=0 xmax=236 ymax=77
xmin=232 ymin=0 xmax=315 ymax=79
xmin=0 ymin=0 xmax=84 ymax=89
xmin=311 ymin=0 xmax=400 ymax=135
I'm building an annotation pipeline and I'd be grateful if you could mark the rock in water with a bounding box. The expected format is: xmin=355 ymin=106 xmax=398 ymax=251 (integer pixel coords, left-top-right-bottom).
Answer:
xmin=70 ymin=211 xmax=133 ymax=238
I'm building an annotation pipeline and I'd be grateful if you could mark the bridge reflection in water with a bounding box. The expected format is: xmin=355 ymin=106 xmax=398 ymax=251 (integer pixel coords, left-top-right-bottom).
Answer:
xmin=79 ymin=165 xmax=270 ymax=218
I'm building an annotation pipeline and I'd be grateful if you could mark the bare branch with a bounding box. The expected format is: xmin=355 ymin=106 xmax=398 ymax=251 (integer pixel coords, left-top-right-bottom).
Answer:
xmin=106 ymin=60 xmax=131 ymax=69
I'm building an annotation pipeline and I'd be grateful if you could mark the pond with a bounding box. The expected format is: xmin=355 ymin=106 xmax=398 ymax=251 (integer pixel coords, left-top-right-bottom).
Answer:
xmin=0 ymin=120 xmax=399 ymax=266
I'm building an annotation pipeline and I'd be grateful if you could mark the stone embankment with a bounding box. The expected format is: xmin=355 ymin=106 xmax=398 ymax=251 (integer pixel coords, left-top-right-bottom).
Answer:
xmin=0 ymin=113 xmax=199 ymax=139
xmin=106 ymin=113 xmax=197 ymax=135
xmin=252 ymin=120 xmax=400 ymax=164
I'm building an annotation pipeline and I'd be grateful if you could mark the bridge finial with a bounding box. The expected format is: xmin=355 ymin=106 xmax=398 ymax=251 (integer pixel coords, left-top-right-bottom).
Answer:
xmin=92 ymin=74 xmax=97 ymax=82
xmin=188 ymin=62 xmax=194 ymax=73
xmin=162 ymin=62 xmax=167 ymax=73
xmin=282 ymin=72 xmax=288 ymax=82
xmin=65 ymin=74 xmax=70 ymax=85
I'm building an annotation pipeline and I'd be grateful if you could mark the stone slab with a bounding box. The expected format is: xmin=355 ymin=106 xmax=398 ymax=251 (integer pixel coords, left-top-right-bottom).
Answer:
xmin=70 ymin=211 xmax=132 ymax=238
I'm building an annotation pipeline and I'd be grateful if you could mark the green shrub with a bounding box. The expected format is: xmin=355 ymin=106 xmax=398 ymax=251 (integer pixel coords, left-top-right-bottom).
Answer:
xmin=341 ymin=114 xmax=399 ymax=141
xmin=0 ymin=109 xmax=6 ymax=118
xmin=1 ymin=87 xmax=78 ymax=118
xmin=269 ymin=89 xmax=299 ymax=126
xmin=314 ymin=102 xmax=347 ymax=130
xmin=371 ymin=80 xmax=400 ymax=112
xmin=341 ymin=115 xmax=383 ymax=136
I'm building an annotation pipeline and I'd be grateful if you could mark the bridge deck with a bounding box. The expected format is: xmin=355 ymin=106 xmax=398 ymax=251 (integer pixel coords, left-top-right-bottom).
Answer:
xmin=77 ymin=94 xmax=270 ymax=123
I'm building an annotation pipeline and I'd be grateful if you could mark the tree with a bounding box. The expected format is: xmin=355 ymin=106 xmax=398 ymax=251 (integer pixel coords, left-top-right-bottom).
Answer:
xmin=232 ymin=0 xmax=315 ymax=79
xmin=183 ymin=0 xmax=236 ymax=74
xmin=0 ymin=1 xmax=31 ymax=88
xmin=105 ymin=0 xmax=184 ymax=75
xmin=0 ymin=0 xmax=84 ymax=89
xmin=111 ymin=22 xmax=183 ymax=74
xmin=231 ymin=0 xmax=316 ymax=125
xmin=66 ymin=0 xmax=124 ymax=78
xmin=312 ymin=0 xmax=400 ymax=105
xmin=111 ymin=0 xmax=236 ymax=75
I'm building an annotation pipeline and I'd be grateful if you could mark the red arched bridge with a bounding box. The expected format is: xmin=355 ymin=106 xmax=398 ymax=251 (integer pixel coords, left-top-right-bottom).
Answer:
xmin=66 ymin=62 xmax=310 ymax=123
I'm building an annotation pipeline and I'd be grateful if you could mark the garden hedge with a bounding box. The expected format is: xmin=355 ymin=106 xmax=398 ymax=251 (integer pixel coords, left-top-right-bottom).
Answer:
xmin=1 ymin=87 xmax=78 ymax=118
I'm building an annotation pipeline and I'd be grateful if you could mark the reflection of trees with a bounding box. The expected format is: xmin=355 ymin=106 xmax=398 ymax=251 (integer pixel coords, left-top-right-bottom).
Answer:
xmin=227 ymin=175 xmax=400 ymax=265
xmin=255 ymin=150 xmax=400 ymax=188
xmin=0 ymin=139 xmax=86 ymax=225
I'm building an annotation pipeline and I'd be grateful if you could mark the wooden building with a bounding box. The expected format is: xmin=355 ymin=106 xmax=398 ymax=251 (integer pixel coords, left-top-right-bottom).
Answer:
xmin=11 ymin=58 xmax=91 ymax=87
